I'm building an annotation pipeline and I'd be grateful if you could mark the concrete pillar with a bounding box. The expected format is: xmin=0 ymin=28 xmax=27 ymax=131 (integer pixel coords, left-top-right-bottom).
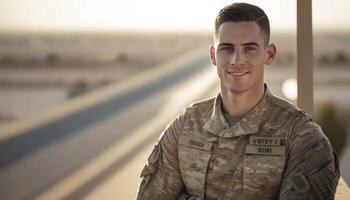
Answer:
xmin=297 ymin=0 xmax=314 ymax=116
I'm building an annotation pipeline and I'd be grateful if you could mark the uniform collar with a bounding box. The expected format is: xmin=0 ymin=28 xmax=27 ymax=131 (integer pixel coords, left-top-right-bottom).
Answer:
xmin=203 ymin=85 xmax=272 ymax=138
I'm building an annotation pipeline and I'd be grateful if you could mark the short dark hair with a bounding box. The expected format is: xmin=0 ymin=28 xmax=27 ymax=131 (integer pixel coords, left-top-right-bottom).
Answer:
xmin=214 ymin=3 xmax=270 ymax=45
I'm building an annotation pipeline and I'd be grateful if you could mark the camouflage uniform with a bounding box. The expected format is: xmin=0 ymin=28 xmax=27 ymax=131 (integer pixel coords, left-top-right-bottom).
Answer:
xmin=136 ymin=86 xmax=340 ymax=200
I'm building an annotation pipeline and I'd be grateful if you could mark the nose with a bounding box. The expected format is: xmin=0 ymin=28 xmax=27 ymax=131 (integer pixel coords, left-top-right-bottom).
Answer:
xmin=230 ymin=50 xmax=242 ymax=66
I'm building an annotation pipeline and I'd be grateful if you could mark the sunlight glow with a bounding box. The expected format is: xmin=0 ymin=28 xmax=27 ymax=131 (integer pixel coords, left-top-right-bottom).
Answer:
xmin=282 ymin=78 xmax=298 ymax=101
xmin=0 ymin=0 xmax=349 ymax=32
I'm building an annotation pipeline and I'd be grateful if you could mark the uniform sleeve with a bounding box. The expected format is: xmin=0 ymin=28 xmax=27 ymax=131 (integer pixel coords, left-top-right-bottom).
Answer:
xmin=136 ymin=112 xmax=187 ymax=200
xmin=279 ymin=117 xmax=340 ymax=200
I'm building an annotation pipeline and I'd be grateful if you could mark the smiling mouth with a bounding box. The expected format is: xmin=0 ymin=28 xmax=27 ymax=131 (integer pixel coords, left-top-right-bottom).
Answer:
xmin=227 ymin=71 xmax=249 ymax=76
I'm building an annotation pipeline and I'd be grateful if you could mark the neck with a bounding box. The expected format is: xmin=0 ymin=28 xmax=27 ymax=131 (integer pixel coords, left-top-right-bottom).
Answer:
xmin=221 ymin=84 xmax=265 ymax=116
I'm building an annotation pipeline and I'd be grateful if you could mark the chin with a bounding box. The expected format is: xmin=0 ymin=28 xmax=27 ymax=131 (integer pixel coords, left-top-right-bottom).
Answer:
xmin=229 ymin=87 xmax=248 ymax=94
xmin=221 ymin=83 xmax=248 ymax=94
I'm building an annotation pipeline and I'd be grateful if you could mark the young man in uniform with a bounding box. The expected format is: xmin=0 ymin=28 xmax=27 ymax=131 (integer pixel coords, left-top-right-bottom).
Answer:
xmin=136 ymin=3 xmax=340 ymax=200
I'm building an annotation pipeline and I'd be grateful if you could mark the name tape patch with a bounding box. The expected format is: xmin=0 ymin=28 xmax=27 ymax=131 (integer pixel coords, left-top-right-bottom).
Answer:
xmin=180 ymin=136 xmax=213 ymax=151
xmin=245 ymin=144 xmax=285 ymax=155
xmin=249 ymin=136 xmax=281 ymax=146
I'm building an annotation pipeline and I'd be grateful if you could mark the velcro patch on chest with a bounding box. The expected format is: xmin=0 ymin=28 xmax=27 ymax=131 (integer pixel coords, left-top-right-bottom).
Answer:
xmin=249 ymin=136 xmax=281 ymax=146
xmin=245 ymin=144 xmax=286 ymax=155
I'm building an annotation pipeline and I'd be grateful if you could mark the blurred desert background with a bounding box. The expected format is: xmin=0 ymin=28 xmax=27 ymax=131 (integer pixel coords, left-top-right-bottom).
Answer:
xmin=0 ymin=0 xmax=349 ymax=199
xmin=0 ymin=32 xmax=211 ymax=124
xmin=0 ymin=31 xmax=349 ymax=127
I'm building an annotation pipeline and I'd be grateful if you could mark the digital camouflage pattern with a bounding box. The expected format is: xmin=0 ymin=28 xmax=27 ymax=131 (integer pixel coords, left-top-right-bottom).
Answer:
xmin=136 ymin=86 xmax=340 ymax=200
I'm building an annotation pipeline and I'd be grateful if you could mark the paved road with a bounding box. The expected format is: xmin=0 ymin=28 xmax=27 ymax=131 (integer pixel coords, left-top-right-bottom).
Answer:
xmin=0 ymin=51 xmax=214 ymax=200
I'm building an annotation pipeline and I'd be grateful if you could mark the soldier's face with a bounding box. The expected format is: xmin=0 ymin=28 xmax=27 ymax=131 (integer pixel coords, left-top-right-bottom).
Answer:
xmin=209 ymin=21 xmax=276 ymax=94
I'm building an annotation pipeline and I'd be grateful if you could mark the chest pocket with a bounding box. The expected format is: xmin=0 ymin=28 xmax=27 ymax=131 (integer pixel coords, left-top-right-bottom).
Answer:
xmin=243 ymin=144 xmax=286 ymax=191
xmin=178 ymin=135 xmax=213 ymax=198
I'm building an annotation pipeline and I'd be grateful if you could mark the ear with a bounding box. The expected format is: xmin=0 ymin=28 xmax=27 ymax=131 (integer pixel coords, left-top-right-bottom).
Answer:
xmin=265 ymin=43 xmax=277 ymax=65
xmin=209 ymin=45 xmax=216 ymax=65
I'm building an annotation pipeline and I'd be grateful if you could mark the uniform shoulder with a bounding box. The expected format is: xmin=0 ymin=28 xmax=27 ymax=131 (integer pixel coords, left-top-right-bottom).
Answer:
xmin=185 ymin=96 xmax=216 ymax=115
xmin=187 ymin=96 xmax=215 ymax=109
xmin=289 ymin=109 xmax=331 ymax=155
xmin=294 ymin=119 xmax=324 ymax=138
xmin=292 ymin=117 xmax=330 ymax=145
xmin=266 ymin=93 xmax=311 ymax=120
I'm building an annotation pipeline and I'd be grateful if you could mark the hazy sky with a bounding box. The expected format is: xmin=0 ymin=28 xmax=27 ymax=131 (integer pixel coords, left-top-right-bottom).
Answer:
xmin=0 ymin=0 xmax=349 ymax=32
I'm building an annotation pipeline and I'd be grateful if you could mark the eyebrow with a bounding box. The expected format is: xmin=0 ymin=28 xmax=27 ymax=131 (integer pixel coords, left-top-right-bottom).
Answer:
xmin=243 ymin=42 xmax=260 ymax=47
xmin=218 ymin=42 xmax=260 ymax=47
